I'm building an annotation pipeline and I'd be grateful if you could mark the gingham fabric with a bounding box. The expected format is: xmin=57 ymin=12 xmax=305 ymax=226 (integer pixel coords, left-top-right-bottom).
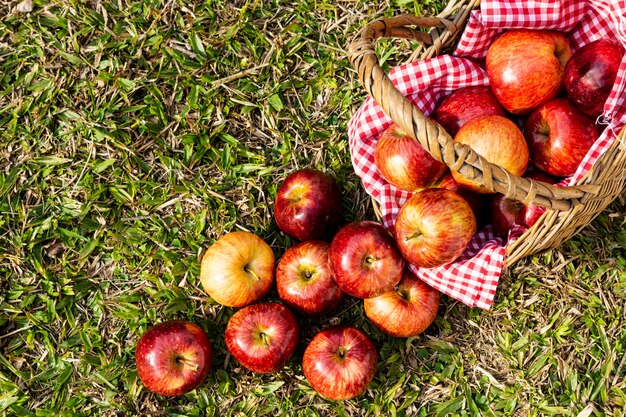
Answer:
xmin=347 ymin=0 xmax=626 ymax=310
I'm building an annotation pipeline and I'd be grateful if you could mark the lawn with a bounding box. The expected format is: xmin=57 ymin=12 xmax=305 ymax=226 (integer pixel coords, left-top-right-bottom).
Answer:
xmin=1 ymin=0 xmax=625 ymax=416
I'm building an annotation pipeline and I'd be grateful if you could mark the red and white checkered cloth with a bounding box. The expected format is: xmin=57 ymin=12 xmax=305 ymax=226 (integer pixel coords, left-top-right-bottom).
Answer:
xmin=347 ymin=0 xmax=626 ymax=310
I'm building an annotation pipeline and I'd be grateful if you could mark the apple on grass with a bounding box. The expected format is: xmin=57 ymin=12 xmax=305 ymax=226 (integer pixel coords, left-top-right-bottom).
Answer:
xmin=302 ymin=325 xmax=377 ymax=401
xmin=395 ymin=188 xmax=477 ymax=269
xmin=487 ymin=29 xmax=573 ymax=114
xmin=329 ymin=220 xmax=404 ymax=299
xmin=200 ymin=231 xmax=275 ymax=308
xmin=225 ymin=302 xmax=299 ymax=374
xmin=274 ymin=168 xmax=343 ymax=241
xmin=364 ymin=268 xmax=440 ymax=338
xmin=276 ymin=240 xmax=344 ymax=317
xmin=135 ymin=320 xmax=212 ymax=397
xmin=433 ymin=85 xmax=506 ymax=137
xmin=374 ymin=123 xmax=448 ymax=192
xmin=452 ymin=114 xmax=529 ymax=194
xmin=564 ymin=38 xmax=625 ymax=117
xmin=523 ymin=98 xmax=599 ymax=177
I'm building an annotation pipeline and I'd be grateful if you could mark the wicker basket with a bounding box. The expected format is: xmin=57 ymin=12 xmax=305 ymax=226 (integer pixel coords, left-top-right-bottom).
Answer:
xmin=347 ymin=0 xmax=626 ymax=266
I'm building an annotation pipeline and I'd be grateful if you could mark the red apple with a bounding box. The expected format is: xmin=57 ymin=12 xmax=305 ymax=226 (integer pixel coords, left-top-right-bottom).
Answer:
xmin=225 ymin=302 xmax=299 ymax=374
xmin=517 ymin=168 xmax=560 ymax=228
xmin=276 ymin=240 xmax=344 ymax=316
xmin=329 ymin=220 xmax=404 ymax=299
xmin=487 ymin=29 xmax=573 ymax=114
xmin=564 ymin=38 xmax=625 ymax=116
xmin=135 ymin=320 xmax=212 ymax=397
xmin=452 ymin=114 xmax=529 ymax=194
xmin=200 ymin=231 xmax=275 ymax=307
xmin=274 ymin=168 xmax=342 ymax=241
xmin=395 ymin=188 xmax=476 ymax=268
xmin=523 ymin=98 xmax=599 ymax=177
xmin=302 ymin=325 xmax=377 ymax=401
xmin=364 ymin=268 xmax=440 ymax=338
xmin=433 ymin=85 xmax=506 ymax=137
xmin=374 ymin=123 xmax=448 ymax=191
xmin=436 ymin=173 xmax=487 ymax=228
xmin=488 ymin=193 xmax=524 ymax=237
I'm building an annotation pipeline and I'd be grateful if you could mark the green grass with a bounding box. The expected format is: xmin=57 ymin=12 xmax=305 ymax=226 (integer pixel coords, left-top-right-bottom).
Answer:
xmin=1 ymin=1 xmax=625 ymax=416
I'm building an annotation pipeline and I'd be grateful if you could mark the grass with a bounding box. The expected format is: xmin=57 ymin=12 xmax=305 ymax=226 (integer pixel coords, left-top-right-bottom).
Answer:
xmin=0 ymin=0 xmax=625 ymax=416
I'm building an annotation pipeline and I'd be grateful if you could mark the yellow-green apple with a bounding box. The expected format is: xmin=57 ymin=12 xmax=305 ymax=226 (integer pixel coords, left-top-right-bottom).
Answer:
xmin=224 ymin=302 xmax=299 ymax=374
xmin=433 ymin=86 xmax=506 ymax=137
xmin=302 ymin=325 xmax=377 ymax=401
xmin=329 ymin=220 xmax=404 ymax=299
xmin=135 ymin=321 xmax=212 ymax=397
xmin=274 ymin=168 xmax=342 ymax=241
xmin=523 ymin=98 xmax=599 ymax=177
xmin=564 ymin=38 xmax=625 ymax=117
xmin=276 ymin=240 xmax=344 ymax=316
xmin=487 ymin=29 xmax=573 ymax=114
xmin=363 ymin=268 xmax=440 ymax=338
xmin=374 ymin=123 xmax=448 ymax=191
xmin=200 ymin=231 xmax=275 ymax=307
xmin=395 ymin=188 xmax=477 ymax=268
xmin=452 ymin=114 xmax=529 ymax=193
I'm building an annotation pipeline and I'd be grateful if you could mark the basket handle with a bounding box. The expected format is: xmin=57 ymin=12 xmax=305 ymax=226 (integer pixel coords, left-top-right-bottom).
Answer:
xmin=347 ymin=14 xmax=599 ymax=211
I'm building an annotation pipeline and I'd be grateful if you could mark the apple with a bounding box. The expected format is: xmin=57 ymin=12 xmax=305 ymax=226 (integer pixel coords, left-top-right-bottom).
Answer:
xmin=452 ymin=114 xmax=529 ymax=194
xmin=200 ymin=231 xmax=275 ymax=307
xmin=364 ymin=268 xmax=440 ymax=338
xmin=517 ymin=168 xmax=560 ymax=228
xmin=374 ymin=123 xmax=448 ymax=191
xmin=564 ymin=38 xmax=625 ymax=116
xmin=395 ymin=188 xmax=476 ymax=268
xmin=433 ymin=85 xmax=506 ymax=137
xmin=487 ymin=29 xmax=573 ymax=114
xmin=274 ymin=168 xmax=343 ymax=241
xmin=302 ymin=325 xmax=377 ymax=401
xmin=329 ymin=220 xmax=404 ymax=299
xmin=276 ymin=240 xmax=344 ymax=316
xmin=436 ymin=173 xmax=487 ymax=228
xmin=224 ymin=302 xmax=299 ymax=374
xmin=135 ymin=320 xmax=212 ymax=397
xmin=523 ymin=98 xmax=599 ymax=177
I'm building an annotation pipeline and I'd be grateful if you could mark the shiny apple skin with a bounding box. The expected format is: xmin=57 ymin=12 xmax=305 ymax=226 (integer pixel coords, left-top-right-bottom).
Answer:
xmin=276 ymin=240 xmax=344 ymax=316
xmin=523 ymin=98 xmax=599 ymax=177
xmin=302 ymin=325 xmax=377 ymax=401
xmin=488 ymin=193 xmax=525 ymax=237
xmin=395 ymin=188 xmax=477 ymax=269
xmin=364 ymin=268 xmax=440 ymax=338
xmin=225 ymin=302 xmax=299 ymax=374
xmin=200 ymin=231 xmax=275 ymax=307
xmin=564 ymin=38 xmax=625 ymax=116
xmin=433 ymin=86 xmax=506 ymax=137
xmin=329 ymin=221 xmax=404 ymax=299
xmin=274 ymin=168 xmax=343 ymax=241
xmin=135 ymin=321 xmax=212 ymax=397
xmin=452 ymin=114 xmax=529 ymax=194
xmin=487 ymin=29 xmax=573 ymax=114
xmin=374 ymin=123 xmax=448 ymax=192
xmin=436 ymin=173 xmax=487 ymax=228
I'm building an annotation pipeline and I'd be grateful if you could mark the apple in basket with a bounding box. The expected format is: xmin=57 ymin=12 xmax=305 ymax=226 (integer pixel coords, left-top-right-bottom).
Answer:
xmin=564 ymin=38 xmax=626 ymax=117
xmin=487 ymin=29 xmax=573 ymax=114
xmin=276 ymin=240 xmax=344 ymax=317
xmin=523 ymin=98 xmax=599 ymax=177
xmin=395 ymin=188 xmax=477 ymax=269
xmin=329 ymin=220 xmax=404 ymax=299
xmin=435 ymin=173 xmax=488 ymax=228
xmin=302 ymin=325 xmax=377 ymax=401
xmin=225 ymin=302 xmax=299 ymax=374
xmin=374 ymin=122 xmax=448 ymax=192
xmin=364 ymin=268 xmax=440 ymax=338
xmin=274 ymin=168 xmax=343 ymax=241
xmin=433 ymin=85 xmax=506 ymax=137
xmin=200 ymin=231 xmax=275 ymax=307
xmin=135 ymin=320 xmax=212 ymax=397
xmin=452 ymin=114 xmax=529 ymax=194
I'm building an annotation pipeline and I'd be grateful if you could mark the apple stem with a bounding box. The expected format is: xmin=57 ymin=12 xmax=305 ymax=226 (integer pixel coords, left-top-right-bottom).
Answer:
xmin=337 ymin=346 xmax=347 ymax=360
xmin=175 ymin=355 xmax=199 ymax=371
xmin=364 ymin=255 xmax=377 ymax=266
xmin=244 ymin=264 xmax=261 ymax=281
xmin=259 ymin=331 xmax=271 ymax=347
xmin=303 ymin=270 xmax=313 ymax=281
xmin=396 ymin=288 xmax=410 ymax=301
xmin=404 ymin=230 xmax=422 ymax=241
